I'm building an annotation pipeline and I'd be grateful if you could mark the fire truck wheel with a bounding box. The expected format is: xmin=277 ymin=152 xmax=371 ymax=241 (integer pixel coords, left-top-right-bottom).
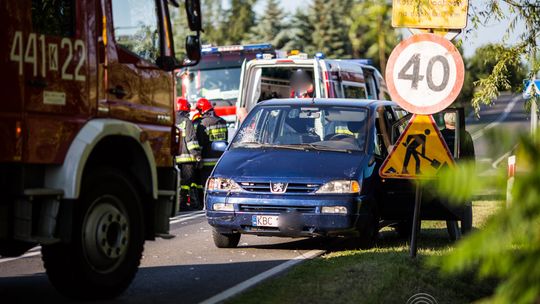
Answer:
xmin=42 ymin=168 xmax=144 ymax=300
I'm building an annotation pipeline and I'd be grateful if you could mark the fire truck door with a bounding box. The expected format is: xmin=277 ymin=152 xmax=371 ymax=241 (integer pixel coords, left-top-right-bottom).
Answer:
xmin=103 ymin=0 xmax=174 ymax=127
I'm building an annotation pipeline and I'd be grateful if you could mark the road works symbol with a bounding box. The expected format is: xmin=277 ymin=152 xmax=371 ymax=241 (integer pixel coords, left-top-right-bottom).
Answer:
xmin=379 ymin=115 xmax=455 ymax=179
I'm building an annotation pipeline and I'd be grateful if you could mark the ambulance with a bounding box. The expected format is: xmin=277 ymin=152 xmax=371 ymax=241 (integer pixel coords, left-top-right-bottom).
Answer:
xmin=236 ymin=52 xmax=391 ymax=122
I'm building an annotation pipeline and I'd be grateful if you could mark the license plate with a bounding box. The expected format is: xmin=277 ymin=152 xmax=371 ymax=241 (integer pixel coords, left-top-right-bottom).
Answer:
xmin=252 ymin=215 xmax=279 ymax=227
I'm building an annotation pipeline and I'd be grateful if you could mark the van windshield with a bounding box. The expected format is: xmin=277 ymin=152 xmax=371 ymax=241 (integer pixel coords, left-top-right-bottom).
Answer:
xmin=232 ymin=105 xmax=369 ymax=152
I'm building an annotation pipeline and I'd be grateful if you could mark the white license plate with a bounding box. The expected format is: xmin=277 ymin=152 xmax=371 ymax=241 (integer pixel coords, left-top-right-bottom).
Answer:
xmin=252 ymin=215 xmax=279 ymax=227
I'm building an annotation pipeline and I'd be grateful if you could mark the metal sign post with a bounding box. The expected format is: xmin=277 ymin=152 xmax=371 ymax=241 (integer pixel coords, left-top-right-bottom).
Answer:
xmin=387 ymin=0 xmax=468 ymax=258
xmin=410 ymin=182 xmax=423 ymax=258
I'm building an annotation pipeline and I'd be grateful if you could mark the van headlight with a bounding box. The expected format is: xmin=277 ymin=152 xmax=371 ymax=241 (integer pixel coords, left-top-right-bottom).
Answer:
xmin=315 ymin=180 xmax=360 ymax=194
xmin=207 ymin=177 xmax=243 ymax=192
xmin=321 ymin=206 xmax=348 ymax=214
xmin=213 ymin=203 xmax=235 ymax=211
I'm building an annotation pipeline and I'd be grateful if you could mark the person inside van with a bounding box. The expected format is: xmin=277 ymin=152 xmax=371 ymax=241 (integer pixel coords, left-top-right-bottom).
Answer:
xmin=290 ymin=69 xmax=314 ymax=98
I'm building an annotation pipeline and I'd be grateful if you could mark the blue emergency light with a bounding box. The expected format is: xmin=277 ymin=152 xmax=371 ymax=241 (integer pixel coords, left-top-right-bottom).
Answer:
xmin=315 ymin=52 xmax=325 ymax=59
xmin=202 ymin=43 xmax=273 ymax=55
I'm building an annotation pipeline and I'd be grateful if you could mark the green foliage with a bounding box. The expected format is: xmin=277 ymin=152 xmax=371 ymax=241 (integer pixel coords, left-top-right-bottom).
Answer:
xmin=244 ymin=0 xmax=292 ymax=49
xmin=200 ymin=0 xmax=227 ymax=45
xmin=347 ymin=0 xmax=399 ymax=71
xmin=468 ymin=1 xmax=540 ymax=112
xmin=222 ymin=0 xmax=258 ymax=44
xmin=309 ymin=0 xmax=353 ymax=59
xmin=429 ymin=130 xmax=540 ymax=304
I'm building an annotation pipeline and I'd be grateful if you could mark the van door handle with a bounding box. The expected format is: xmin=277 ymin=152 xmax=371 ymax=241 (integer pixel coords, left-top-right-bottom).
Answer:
xmin=108 ymin=86 xmax=128 ymax=99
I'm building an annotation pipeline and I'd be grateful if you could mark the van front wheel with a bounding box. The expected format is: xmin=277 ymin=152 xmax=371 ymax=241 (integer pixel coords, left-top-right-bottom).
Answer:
xmin=212 ymin=228 xmax=240 ymax=248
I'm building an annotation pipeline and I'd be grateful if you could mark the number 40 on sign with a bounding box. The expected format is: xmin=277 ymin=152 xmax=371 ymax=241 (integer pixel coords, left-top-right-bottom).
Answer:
xmin=385 ymin=33 xmax=465 ymax=115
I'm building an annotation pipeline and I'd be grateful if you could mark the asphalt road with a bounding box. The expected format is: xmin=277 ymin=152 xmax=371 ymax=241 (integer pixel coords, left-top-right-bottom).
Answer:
xmin=465 ymin=93 xmax=531 ymax=175
xmin=0 ymin=93 xmax=533 ymax=303
xmin=0 ymin=211 xmax=327 ymax=304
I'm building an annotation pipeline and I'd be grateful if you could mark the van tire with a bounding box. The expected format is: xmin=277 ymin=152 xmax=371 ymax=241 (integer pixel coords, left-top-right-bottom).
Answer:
xmin=461 ymin=204 xmax=473 ymax=235
xmin=212 ymin=228 xmax=240 ymax=248
xmin=356 ymin=213 xmax=379 ymax=249
xmin=42 ymin=168 xmax=144 ymax=300
xmin=446 ymin=220 xmax=461 ymax=241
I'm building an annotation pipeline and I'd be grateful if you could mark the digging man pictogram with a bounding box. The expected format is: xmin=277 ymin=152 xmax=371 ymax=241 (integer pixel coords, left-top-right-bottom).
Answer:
xmin=401 ymin=129 xmax=442 ymax=175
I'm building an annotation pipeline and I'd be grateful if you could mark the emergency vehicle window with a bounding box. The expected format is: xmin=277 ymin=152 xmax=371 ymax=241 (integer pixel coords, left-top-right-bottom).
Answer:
xmin=31 ymin=0 xmax=75 ymax=37
xmin=111 ymin=0 xmax=161 ymax=63
xmin=343 ymin=85 xmax=367 ymax=99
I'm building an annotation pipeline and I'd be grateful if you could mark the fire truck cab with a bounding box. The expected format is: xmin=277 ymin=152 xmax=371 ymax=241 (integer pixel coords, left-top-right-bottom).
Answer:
xmin=1 ymin=0 xmax=201 ymax=299
xmin=236 ymin=53 xmax=390 ymax=122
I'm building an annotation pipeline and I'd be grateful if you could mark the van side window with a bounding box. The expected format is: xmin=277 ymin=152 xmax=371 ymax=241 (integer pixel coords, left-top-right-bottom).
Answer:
xmin=31 ymin=0 xmax=75 ymax=37
xmin=343 ymin=84 xmax=367 ymax=99
xmin=111 ymin=0 xmax=161 ymax=63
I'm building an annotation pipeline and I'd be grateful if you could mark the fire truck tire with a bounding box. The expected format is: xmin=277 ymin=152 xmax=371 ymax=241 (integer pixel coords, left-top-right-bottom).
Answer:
xmin=42 ymin=168 xmax=144 ymax=299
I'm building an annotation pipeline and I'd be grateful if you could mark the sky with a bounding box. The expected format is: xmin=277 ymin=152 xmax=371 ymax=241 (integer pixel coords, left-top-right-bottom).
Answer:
xmin=252 ymin=0 xmax=526 ymax=59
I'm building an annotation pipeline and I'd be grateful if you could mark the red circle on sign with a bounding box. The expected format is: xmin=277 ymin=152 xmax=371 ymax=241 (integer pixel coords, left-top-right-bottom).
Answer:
xmin=385 ymin=33 xmax=464 ymax=114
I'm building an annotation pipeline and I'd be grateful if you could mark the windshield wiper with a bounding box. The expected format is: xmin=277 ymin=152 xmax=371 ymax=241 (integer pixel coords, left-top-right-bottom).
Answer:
xmin=302 ymin=143 xmax=353 ymax=153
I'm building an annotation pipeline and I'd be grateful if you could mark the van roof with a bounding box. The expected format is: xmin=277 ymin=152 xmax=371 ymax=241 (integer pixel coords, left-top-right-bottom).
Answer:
xmin=256 ymin=98 xmax=396 ymax=110
xmin=249 ymin=58 xmax=378 ymax=70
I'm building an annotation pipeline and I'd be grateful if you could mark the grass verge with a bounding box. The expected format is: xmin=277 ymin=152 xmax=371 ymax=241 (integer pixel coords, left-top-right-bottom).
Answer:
xmin=229 ymin=201 xmax=501 ymax=304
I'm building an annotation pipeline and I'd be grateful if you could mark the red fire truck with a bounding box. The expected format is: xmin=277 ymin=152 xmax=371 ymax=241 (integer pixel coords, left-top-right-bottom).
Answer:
xmin=1 ymin=0 xmax=201 ymax=299
xmin=177 ymin=43 xmax=274 ymax=125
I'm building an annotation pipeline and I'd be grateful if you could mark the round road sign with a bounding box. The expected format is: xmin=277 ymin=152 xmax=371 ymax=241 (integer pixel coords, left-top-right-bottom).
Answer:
xmin=385 ymin=33 xmax=464 ymax=114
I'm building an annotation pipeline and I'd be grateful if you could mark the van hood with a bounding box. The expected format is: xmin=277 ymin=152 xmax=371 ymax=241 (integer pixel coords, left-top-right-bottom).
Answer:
xmin=213 ymin=148 xmax=370 ymax=183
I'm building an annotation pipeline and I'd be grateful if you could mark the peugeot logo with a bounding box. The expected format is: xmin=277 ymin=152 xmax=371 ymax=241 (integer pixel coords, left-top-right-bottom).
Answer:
xmin=270 ymin=182 xmax=288 ymax=194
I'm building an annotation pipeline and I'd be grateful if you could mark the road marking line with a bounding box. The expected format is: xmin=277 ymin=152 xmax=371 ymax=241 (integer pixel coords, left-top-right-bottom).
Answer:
xmin=0 ymin=214 xmax=207 ymax=262
xmin=170 ymin=211 xmax=205 ymax=221
xmin=199 ymin=249 xmax=324 ymax=304
xmin=170 ymin=213 xmax=206 ymax=224
xmin=471 ymin=96 xmax=520 ymax=140
xmin=0 ymin=251 xmax=41 ymax=264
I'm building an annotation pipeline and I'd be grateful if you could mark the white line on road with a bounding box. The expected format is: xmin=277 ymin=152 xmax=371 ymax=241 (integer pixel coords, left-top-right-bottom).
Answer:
xmin=199 ymin=249 xmax=324 ymax=304
xmin=471 ymin=96 xmax=521 ymax=140
xmin=0 ymin=250 xmax=41 ymax=264
xmin=170 ymin=212 xmax=206 ymax=224
xmin=0 ymin=212 xmax=207 ymax=263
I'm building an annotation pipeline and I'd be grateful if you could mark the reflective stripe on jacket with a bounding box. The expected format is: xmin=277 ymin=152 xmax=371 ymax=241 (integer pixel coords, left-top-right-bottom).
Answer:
xmin=196 ymin=110 xmax=228 ymax=163
xmin=176 ymin=112 xmax=201 ymax=164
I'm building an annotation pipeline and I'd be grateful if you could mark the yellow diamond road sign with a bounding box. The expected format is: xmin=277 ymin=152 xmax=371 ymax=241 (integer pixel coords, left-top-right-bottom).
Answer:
xmin=392 ymin=0 xmax=469 ymax=29
xmin=379 ymin=115 xmax=455 ymax=179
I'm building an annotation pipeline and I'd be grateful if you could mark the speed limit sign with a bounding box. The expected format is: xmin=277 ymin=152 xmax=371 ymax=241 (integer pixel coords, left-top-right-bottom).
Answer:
xmin=385 ymin=33 xmax=464 ymax=114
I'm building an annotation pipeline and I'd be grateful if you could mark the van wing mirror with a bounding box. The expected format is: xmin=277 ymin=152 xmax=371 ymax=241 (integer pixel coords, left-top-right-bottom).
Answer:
xmin=185 ymin=0 xmax=202 ymax=32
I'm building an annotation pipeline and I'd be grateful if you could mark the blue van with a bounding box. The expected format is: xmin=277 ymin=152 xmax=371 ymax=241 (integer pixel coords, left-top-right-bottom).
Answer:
xmin=205 ymin=99 xmax=471 ymax=248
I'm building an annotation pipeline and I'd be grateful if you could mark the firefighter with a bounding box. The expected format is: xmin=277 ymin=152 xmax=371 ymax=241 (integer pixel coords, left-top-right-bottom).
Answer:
xmin=175 ymin=98 xmax=202 ymax=210
xmin=195 ymin=98 xmax=228 ymax=196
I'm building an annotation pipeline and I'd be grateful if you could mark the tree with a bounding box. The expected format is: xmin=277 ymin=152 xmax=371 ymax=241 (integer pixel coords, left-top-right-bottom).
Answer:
xmin=467 ymin=0 xmax=539 ymax=111
xmin=430 ymin=3 xmax=540 ymax=302
xmin=245 ymin=0 xmax=293 ymax=49
xmin=200 ymin=0 xmax=227 ymax=45
xmin=221 ymin=0 xmax=258 ymax=45
xmin=309 ymin=0 xmax=353 ymax=58
xmin=347 ymin=0 xmax=399 ymax=72
xmin=286 ymin=8 xmax=316 ymax=53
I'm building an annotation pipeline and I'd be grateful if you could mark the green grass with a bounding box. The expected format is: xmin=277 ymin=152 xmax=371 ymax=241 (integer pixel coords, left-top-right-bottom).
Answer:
xmin=229 ymin=201 xmax=502 ymax=304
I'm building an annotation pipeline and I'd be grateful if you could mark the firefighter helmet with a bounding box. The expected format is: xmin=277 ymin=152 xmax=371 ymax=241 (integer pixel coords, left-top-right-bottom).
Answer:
xmin=196 ymin=98 xmax=213 ymax=114
xmin=176 ymin=97 xmax=190 ymax=112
